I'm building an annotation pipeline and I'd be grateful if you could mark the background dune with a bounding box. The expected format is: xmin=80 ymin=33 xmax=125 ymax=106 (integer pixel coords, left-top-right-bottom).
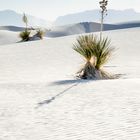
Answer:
xmin=47 ymin=21 xmax=140 ymax=37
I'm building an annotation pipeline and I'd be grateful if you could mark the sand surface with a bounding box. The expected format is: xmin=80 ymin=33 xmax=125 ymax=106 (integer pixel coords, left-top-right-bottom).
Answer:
xmin=0 ymin=28 xmax=140 ymax=139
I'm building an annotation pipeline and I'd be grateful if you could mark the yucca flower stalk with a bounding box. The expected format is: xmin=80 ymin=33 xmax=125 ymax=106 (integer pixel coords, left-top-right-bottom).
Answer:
xmin=99 ymin=0 xmax=108 ymax=39
xmin=23 ymin=13 xmax=28 ymax=31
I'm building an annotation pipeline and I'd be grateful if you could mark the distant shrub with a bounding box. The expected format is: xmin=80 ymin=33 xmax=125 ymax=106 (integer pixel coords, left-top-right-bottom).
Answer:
xmin=36 ymin=29 xmax=45 ymax=39
xmin=19 ymin=30 xmax=30 ymax=41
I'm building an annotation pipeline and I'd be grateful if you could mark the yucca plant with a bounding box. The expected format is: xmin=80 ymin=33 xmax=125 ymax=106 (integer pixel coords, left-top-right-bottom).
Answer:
xmin=73 ymin=34 xmax=115 ymax=79
xmin=19 ymin=30 xmax=30 ymax=41
xmin=19 ymin=13 xmax=31 ymax=41
xmin=36 ymin=29 xmax=45 ymax=39
xmin=73 ymin=35 xmax=96 ymax=79
xmin=92 ymin=37 xmax=115 ymax=70
xmin=73 ymin=35 xmax=94 ymax=62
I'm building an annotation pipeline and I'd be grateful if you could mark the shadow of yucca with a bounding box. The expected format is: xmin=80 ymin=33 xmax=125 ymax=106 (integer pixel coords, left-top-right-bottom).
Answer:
xmin=36 ymin=73 xmax=125 ymax=108
xmin=49 ymin=79 xmax=89 ymax=86
xmin=37 ymin=82 xmax=79 ymax=107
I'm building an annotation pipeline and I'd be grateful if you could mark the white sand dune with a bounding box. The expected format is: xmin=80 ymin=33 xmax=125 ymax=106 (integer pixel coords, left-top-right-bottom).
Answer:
xmin=47 ymin=22 xmax=140 ymax=37
xmin=0 ymin=30 xmax=20 ymax=45
xmin=0 ymin=26 xmax=25 ymax=32
xmin=0 ymin=28 xmax=140 ymax=139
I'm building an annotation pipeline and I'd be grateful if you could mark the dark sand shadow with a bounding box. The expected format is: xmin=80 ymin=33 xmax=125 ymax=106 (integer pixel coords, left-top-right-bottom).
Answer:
xmin=37 ymin=82 xmax=79 ymax=107
xmin=50 ymin=79 xmax=89 ymax=86
xmin=37 ymin=79 xmax=91 ymax=108
xmin=104 ymin=66 xmax=118 ymax=68
xmin=36 ymin=74 xmax=126 ymax=108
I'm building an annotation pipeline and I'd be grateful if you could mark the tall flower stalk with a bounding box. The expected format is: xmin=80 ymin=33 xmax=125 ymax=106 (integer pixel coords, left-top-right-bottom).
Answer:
xmin=23 ymin=13 xmax=28 ymax=31
xmin=99 ymin=0 xmax=108 ymax=39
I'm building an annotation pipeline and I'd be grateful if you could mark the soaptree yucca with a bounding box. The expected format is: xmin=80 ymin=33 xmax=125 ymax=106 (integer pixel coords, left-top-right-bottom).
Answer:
xmin=92 ymin=37 xmax=115 ymax=70
xmin=36 ymin=29 xmax=45 ymax=39
xmin=19 ymin=30 xmax=30 ymax=41
xmin=73 ymin=34 xmax=115 ymax=79
xmin=73 ymin=35 xmax=96 ymax=79
xmin=73 ymin=34 xmax=95 ymax=62
xmin=19 ymin=13 xmax=30 ymax=41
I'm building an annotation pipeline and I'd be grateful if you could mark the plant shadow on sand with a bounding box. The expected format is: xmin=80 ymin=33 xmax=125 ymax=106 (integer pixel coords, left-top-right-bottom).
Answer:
xmin=37 ymin=79 xmax=90 ymax=108
xmin=50 ymin=79 xmax=88 ymax=85
xmin=36 ymin=74 xmax=124 ymax=108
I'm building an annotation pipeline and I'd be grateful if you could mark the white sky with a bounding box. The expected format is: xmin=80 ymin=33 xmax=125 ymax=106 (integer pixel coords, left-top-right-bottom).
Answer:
xmin=0 ymin=0 xmax=140 ymax=21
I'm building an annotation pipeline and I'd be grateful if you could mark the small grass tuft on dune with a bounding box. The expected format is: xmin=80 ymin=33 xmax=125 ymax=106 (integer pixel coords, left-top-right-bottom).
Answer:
xmin=19 ymin=30 xmax=31 ymax=41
